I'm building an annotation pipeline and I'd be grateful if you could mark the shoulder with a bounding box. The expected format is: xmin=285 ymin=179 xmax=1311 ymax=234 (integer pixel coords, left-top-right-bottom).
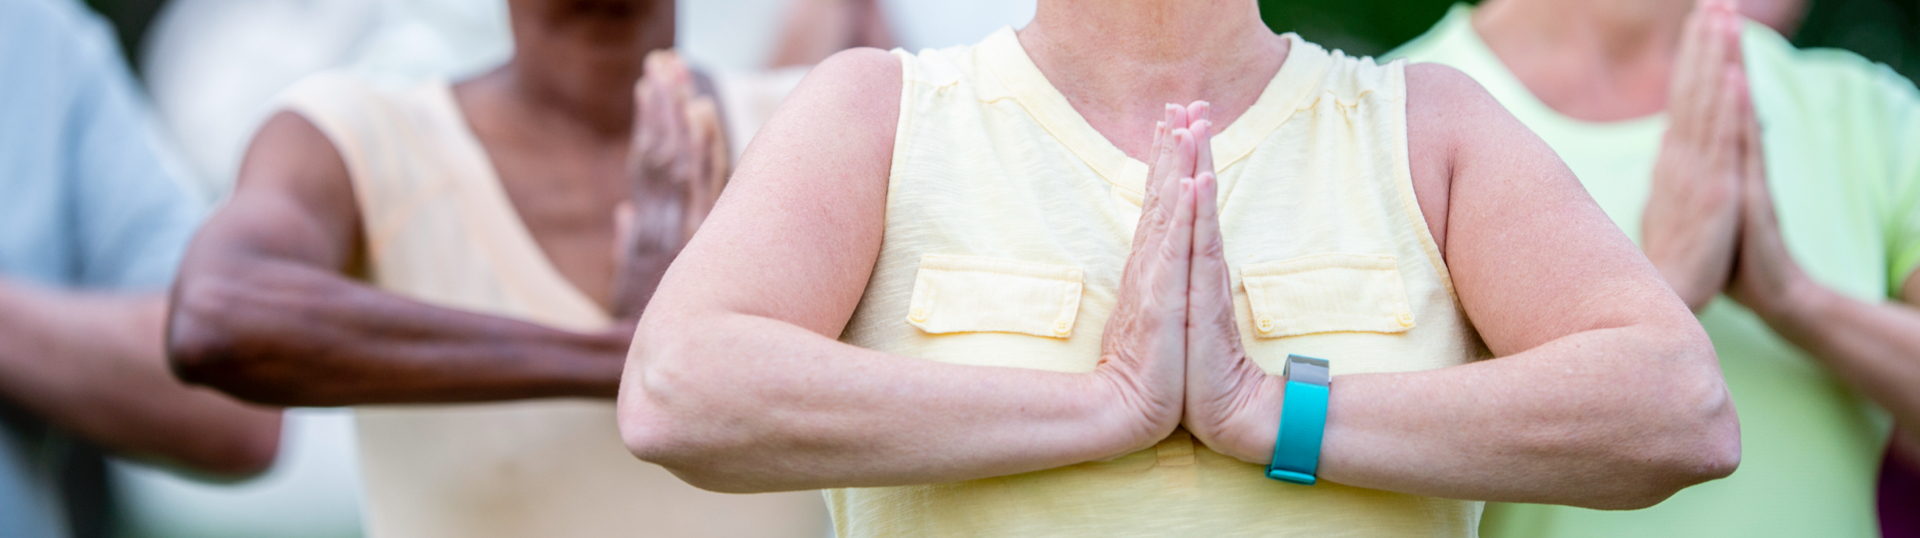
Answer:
xmin=1403 ymin=62 xmax=1508 ymax=128
xmin=732 ymin=48 xmax=902 ymax=182
xmin=1399 ymin=62 xmax=1556 ymax=251
xmin=794 ymin=47 xmax=904 ymax=107
xmin=1402 ymin=61 xmax=1539 ymax=168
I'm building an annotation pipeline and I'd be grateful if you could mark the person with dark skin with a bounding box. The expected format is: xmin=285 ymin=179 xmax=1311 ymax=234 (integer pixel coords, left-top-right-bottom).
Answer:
xmin=165 ymin=0 xmax=827 ymax=535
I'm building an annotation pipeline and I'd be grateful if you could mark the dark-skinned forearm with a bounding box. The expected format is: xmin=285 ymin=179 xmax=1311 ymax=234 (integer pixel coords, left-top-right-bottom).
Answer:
xmin=169 ymin=257 xmax=630 ymax=406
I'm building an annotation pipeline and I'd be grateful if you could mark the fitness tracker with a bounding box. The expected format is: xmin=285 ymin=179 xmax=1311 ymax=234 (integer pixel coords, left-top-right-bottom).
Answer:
xmin=1266 ymin=354 xmax=1330 ymax=485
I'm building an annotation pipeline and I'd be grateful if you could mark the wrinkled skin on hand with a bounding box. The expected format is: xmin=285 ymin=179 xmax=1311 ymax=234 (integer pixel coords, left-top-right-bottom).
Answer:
xmin=1100 ymin=101 xmax=1289 ymax=463
xmin=1172 ymin=102 xmax=1290 ymax=463
xmin=1098 ymin=104 xmax=1199 ymax=452
xmin=611 ymin=50 xmax=731 ymax=320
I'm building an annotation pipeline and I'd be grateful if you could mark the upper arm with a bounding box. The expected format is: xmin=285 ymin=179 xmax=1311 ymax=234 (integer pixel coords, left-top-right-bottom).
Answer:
xmin=169 ymin=111 xmax=364 ymax=363
xmin=181 ymin=111 xmax=363 ymax=280
xmin=640 ymin=48 xmax=902 ymax=337
xmin=1404 ymin=63 xmax=1697 ymax=356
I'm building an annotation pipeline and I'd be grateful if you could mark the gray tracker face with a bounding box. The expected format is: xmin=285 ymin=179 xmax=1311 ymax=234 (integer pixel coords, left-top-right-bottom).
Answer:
xmin=1283 ymin=354 xmax=1330 ymax=387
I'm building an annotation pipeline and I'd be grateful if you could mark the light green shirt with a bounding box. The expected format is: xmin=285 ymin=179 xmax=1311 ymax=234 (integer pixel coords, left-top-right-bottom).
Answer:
xmin=1390 ymin=5 xmax=1920 ymax=538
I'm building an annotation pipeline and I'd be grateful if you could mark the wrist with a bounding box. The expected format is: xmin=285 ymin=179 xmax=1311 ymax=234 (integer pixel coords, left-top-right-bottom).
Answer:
xmin=1754 ymin=271 xmax=1834 ymax=334
xmin=1090 ymin=371 xmax=1181 ymax=459
xmin=1202 ymin=376 xmax=1287 ymax=465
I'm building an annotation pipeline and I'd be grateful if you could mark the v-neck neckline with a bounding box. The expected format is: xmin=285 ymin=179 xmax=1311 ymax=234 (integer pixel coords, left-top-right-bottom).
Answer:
xmin=975 ymin=27 xmax=1332 ymax=205
xmin=424 ymin=79 xmax=612 ymax=326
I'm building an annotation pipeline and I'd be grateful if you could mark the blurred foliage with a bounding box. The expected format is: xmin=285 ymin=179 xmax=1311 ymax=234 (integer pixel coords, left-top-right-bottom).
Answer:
xmin=75 ymin=0 xmax=1920 ymax=85
xmin=1795 ymin=0 xmax=1920 ymax=78
xmin=1257 ymin=0 xmax=1920 ymax=82
xmin=82 ymin=0 xmax=166 ymax=74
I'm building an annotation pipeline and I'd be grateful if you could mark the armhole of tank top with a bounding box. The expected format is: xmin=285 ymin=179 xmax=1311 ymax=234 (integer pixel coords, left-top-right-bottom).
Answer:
xmin=278 ymin=89 xmax=381 ymax=277
xmin=1383 ymin=59 xmax=1463 ymax=305
xmin=886 ymin=49 xmax=917 ymax=206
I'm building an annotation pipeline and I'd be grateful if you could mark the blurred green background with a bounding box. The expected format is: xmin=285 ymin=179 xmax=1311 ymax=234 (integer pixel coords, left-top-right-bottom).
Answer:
xmin=1252 ymin=0 xmax=1920 ymax=81
xmin=81 ymin=0 xmax=1920 ymax=83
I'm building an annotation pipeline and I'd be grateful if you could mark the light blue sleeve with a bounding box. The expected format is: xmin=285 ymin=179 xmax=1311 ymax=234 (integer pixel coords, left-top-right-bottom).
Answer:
xmin=53 ymin=0 xmax=206 ymax=291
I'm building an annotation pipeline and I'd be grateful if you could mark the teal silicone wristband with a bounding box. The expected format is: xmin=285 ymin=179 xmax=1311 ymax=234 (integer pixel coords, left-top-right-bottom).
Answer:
xmin=1267 ymin=354 xmax=1330 ymax=485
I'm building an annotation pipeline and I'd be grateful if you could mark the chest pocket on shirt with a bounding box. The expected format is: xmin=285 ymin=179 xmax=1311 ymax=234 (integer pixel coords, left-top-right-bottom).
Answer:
xmin=1242 ymin=253 xmax=1417 ymax=338
xmin=907 ymin=254 xmax=1085 ymax=338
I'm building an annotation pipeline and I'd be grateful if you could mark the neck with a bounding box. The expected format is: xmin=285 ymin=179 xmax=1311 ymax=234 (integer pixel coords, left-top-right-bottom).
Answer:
xmin=1021 ymin=0 xmax=1285 ymax=159
xmin=501 ymin=0 xmax=676 ymax=138
xmin=1473 ymin=0 xmax=1690 ymax=121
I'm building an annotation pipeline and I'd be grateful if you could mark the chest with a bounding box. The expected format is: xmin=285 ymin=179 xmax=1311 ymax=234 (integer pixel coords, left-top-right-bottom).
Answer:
xmin=482 ymin=138 xmax=629 ymax=307
xmin=843 ymin=109 xmax=1481 ymax=377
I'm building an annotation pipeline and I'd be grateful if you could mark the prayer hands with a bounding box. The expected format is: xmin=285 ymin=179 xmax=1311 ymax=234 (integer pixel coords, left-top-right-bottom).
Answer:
xmin=1177 ymin=103 xmax=1290 ymax=464
xmin=1723 ymin=80 xmax=1814 ymax=322
xmin=1102 ymin=102 xmax=1285 ymax=463
xmin=1098 ymin=105 xmax=1197 ymax=450
xmin=1643 ymin=0 xmax=1817 ymax=321
xmin=1642 ymin=0 xmax=1748 ymax=312
xmin=612 ymin=50 xmax=731 ymax=319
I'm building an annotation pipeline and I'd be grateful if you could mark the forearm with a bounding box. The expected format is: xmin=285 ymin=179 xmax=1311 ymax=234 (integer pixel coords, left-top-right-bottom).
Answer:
xmin=170 ymin=258 xmax=629 ymax=406
xmin=621 ymin=312 xmax=1158 ymax=493
xmin=1212 ymin=324 xmax=1736 ymax=509
xmin=1758 ymin=281 xmax=1920 ymax=431
xmin=0 ymin=280 xmax=280 ymax=476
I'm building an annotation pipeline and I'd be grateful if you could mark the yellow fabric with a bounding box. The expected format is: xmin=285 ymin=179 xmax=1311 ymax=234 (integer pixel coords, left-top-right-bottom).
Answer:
xmin=276 ymin=73 xmax=827 ymax=538
xmin=829 ymin=28 xmax=1489 ymax=537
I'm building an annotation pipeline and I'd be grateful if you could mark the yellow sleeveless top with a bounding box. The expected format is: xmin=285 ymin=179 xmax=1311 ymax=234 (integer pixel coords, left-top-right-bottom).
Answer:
xmin=831 ymin=28 xmax=1487 ymax=537
xmin=277 ymin=73 xmax=827 ymax=538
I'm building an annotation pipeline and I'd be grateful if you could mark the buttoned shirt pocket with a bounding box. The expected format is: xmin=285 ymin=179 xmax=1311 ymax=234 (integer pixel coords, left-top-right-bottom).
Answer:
xmin=1242 ymin=253 xmax=1417 ymax=338
xmin=907 ymin=254 xmax=1085 ymax=338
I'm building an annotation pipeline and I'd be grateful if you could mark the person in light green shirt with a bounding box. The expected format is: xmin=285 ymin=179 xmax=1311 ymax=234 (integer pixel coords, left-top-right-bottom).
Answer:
xmin=1390 ymin=0 xmax=1920 ymax=536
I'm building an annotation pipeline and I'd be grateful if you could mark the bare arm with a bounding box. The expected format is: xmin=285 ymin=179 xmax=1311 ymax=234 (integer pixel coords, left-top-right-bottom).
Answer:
xmin=1752 ymin=271 xmax=1920 ymax=452
xmin=1726 ymin=115 xmax=1920 ymax=458
xmin=1184 ymin=64 xmax=1737 ymax=510
xmin=0 ymin=280 xmax=280 ymax=476
xmin=168 ymin=112 xmax=631 ymax=406
xmin=618 ymin=49 xmax=1192 ymax=493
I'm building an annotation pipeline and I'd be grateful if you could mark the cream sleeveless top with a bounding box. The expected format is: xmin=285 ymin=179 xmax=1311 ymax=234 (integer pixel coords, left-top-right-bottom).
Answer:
xmin=831 ymin=29 xmax=1488 ymax=537
xmin=277 ymin=73 xmax=827 ymax=538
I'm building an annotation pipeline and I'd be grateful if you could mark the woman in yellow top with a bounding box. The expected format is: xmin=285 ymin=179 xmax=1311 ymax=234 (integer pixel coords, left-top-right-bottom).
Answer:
xmin=617 ymin=0 xmax=1739 ymax=535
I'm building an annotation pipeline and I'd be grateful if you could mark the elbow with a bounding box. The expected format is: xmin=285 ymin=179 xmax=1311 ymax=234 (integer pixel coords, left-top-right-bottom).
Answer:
xmin=616 ymin=323 xmax=768 ymax=494
xmin=1599 ymin=336 xmax=1743 ymax=510
xmin=1658 ymin=330 xmax=1742 ymax=487
xmin=616 ymin=323 xmax=684 ymax=463
xmin=1653 ymin=376 xmax=1742 ymax=502
xmin=616 ymin=326 xmax=716 ymax=485
xmin=165 ymin=276 xmax=244 ymax=390
xmin=165 ymin=276 xmax=292 ymax=405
